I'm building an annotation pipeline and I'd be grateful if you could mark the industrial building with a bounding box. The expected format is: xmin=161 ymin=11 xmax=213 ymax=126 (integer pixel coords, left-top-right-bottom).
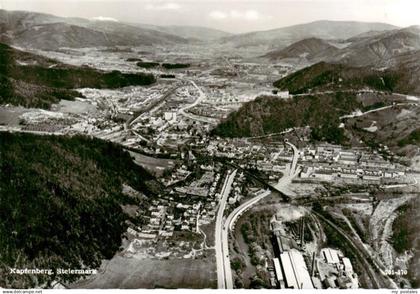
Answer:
xmin=275 ymin=249 xmax=314 ymax=289
xmin=321 ymin=248 xmax=341 ymax=264
xmin=273 ymin=258 xmax=286 ymax=288
xmin=342 ymin=257 xmax=354 ymax=275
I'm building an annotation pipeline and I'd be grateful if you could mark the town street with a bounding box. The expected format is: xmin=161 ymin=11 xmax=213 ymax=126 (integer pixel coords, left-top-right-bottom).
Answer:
xmin=178 ymin=81 xmax=218 ymax=124
xmin=218 ymin=141 xmax=300 ymax=288
xmin=220 ymin=189 xmax=271 ymax=288
xmin=215 ymin=169 xmax=237 ymax=289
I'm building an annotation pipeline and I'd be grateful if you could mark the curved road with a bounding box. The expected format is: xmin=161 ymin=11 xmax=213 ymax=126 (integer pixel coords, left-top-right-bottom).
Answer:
xmin=217 ymin=141 xmax=299 ymax=288
xmin=285 ymin=141 xmax=299 ymax=176
xmin=179 ymin=80 xmax=218 ymax=124
xmin=215 ymin=169 xmax=237 ymax=289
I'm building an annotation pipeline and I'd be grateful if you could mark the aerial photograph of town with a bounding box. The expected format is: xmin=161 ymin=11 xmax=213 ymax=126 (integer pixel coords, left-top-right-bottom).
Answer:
xmin=0 ymin=0 xmax=419 ymax=292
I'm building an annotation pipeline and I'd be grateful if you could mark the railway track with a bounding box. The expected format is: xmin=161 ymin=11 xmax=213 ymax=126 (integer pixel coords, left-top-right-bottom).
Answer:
xmin=313 ymin=211 xmax=395 ymax=289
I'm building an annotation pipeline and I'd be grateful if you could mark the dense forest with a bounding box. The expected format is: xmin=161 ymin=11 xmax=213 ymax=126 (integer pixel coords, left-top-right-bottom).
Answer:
xmin=212 ymin=92 xmax=361 ymax=144
xmin=136 ymin=61 xmax=160 ymax=68
xmin=391 ymin=197 xmax=420 ymax=288
xmin=162 ymin=63 xmax=190 ymax=69
xmin=136 ymin=61 xmax=190 ymax=70
xmin=0 ymin=132 xmax=160 ymax=288
xmin=0 ymin=43 xmax=156 ymax=109
xmin=398 ymin=128 xmax=420 ymax=147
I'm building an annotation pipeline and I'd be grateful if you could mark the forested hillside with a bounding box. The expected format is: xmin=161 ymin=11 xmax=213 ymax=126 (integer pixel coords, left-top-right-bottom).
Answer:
xmin=273 ymin=62 xmax=402 ymax=94
xmin=0 ymin=132 xmax=160 ymax=288
xmin=212 ymin=92 xmax=361 ymax=144
xmin=0 ymin=43 xmax=156 ymax=109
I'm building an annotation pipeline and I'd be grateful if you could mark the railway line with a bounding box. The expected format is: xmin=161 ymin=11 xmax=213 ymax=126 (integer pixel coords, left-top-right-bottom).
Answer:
xmin=312 ymin=211 xmax=396 ymax=289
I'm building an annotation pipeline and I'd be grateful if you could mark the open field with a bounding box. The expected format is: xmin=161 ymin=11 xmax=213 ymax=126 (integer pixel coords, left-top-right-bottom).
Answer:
xmin=129 ymin=151 xmax=177 ymax=177
xmin=0 ymin=107 xmax=29 ymax=125
xmin=54 ymin=100 xmax=97 ymax=114
xmin=200 ymin=221 xmax=216 ymax=247
xmin=72 ymin=254 xmax=217 ymax=289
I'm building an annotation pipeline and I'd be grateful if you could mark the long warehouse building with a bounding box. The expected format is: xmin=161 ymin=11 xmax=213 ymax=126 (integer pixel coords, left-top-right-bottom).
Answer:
xmin=279 ymin=249 xmax=314 ymax=289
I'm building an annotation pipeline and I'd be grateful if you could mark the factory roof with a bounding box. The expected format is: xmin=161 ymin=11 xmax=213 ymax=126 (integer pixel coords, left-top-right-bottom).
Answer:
xmin=280 ymin=249 xmax=314 ymax=289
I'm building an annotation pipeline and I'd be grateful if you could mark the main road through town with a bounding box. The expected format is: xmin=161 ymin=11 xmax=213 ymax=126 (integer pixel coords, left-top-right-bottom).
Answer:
xmin=285 ymin=141 xmax=299 ymax=176
xmin=217 ymin=141 xmax=299 ymax=288
xmin=215 ymin=169 xmax=237 ymax=289
xmin=220 ymin=188 xmax=271 ymax=288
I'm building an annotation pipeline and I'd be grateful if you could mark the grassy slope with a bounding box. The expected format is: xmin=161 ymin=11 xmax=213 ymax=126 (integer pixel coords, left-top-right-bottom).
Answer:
xmin=0 ymin=43 xmax=156 ymax=109
xmin=0 ymin=132 xmax=160 ymax=288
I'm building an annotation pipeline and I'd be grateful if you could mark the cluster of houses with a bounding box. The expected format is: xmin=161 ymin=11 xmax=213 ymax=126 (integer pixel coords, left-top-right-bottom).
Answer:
xmin=206 ymin=138 xmax=273 ymax=159
xmin=299 ymin=165 xmax=405 ymax=184
xmin=126 ymin=166 xmax=230 ymax=240
xmin=298 ymin=144 xmax=407 ymax=184
xmin=204 ymin=139 xmax=408 ymax=186
xmin=174 ymin=171 xmax=216 ymax=198
xmin=127 ymin=199 xmax=205 ymax=240
xmin=161 ymin=166 xmax=191 ymax=187
xmin=125 ymin=160 xmax=250 ymax=242
xmin=205 ymin=138 xmax=408 ymax=186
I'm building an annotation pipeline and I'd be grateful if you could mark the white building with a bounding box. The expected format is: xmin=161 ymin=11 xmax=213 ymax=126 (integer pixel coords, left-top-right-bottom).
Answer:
xmin=279 ymin=249 xmax=314 ymax=289
xmin=273 ymin=258 xmax=286 ymax=288
xmin=278 ymin=91 xmax=290 ymax=98
xmin=322 ymin=248 xmax=340 ymax=264
xmin=342 ymin=257 xmax=353 ymax=275
xmin=164 ymin=112 xmax=177 ymax=122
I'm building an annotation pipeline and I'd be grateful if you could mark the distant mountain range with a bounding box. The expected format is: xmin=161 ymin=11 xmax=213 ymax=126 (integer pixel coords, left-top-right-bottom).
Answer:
xmin=218 ymin=20 xmax=398 ymax=49
xmin=132 ymin=24 xmax=233 ymax=41
xmin=0 ymin=10 xmax=189 ymax=49
xmin=264 ymin=37 xmax=339 ymax=62
xmin=3 ymin=9 xmax=418 ymax=74
xmin=0 ymin=10 xmax=402 ymax=50
xmin=264 ymin=25 xmax=420 ymax=69
xmin=329 ymin=26 xmax=420 ymax=67
xmin=0 ymin=9 xmax=234 ymax=49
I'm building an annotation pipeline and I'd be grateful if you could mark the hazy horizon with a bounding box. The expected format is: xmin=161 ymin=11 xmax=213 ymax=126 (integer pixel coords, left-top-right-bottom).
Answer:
xmin=1 ymin=0 xmax=419 ymax=33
